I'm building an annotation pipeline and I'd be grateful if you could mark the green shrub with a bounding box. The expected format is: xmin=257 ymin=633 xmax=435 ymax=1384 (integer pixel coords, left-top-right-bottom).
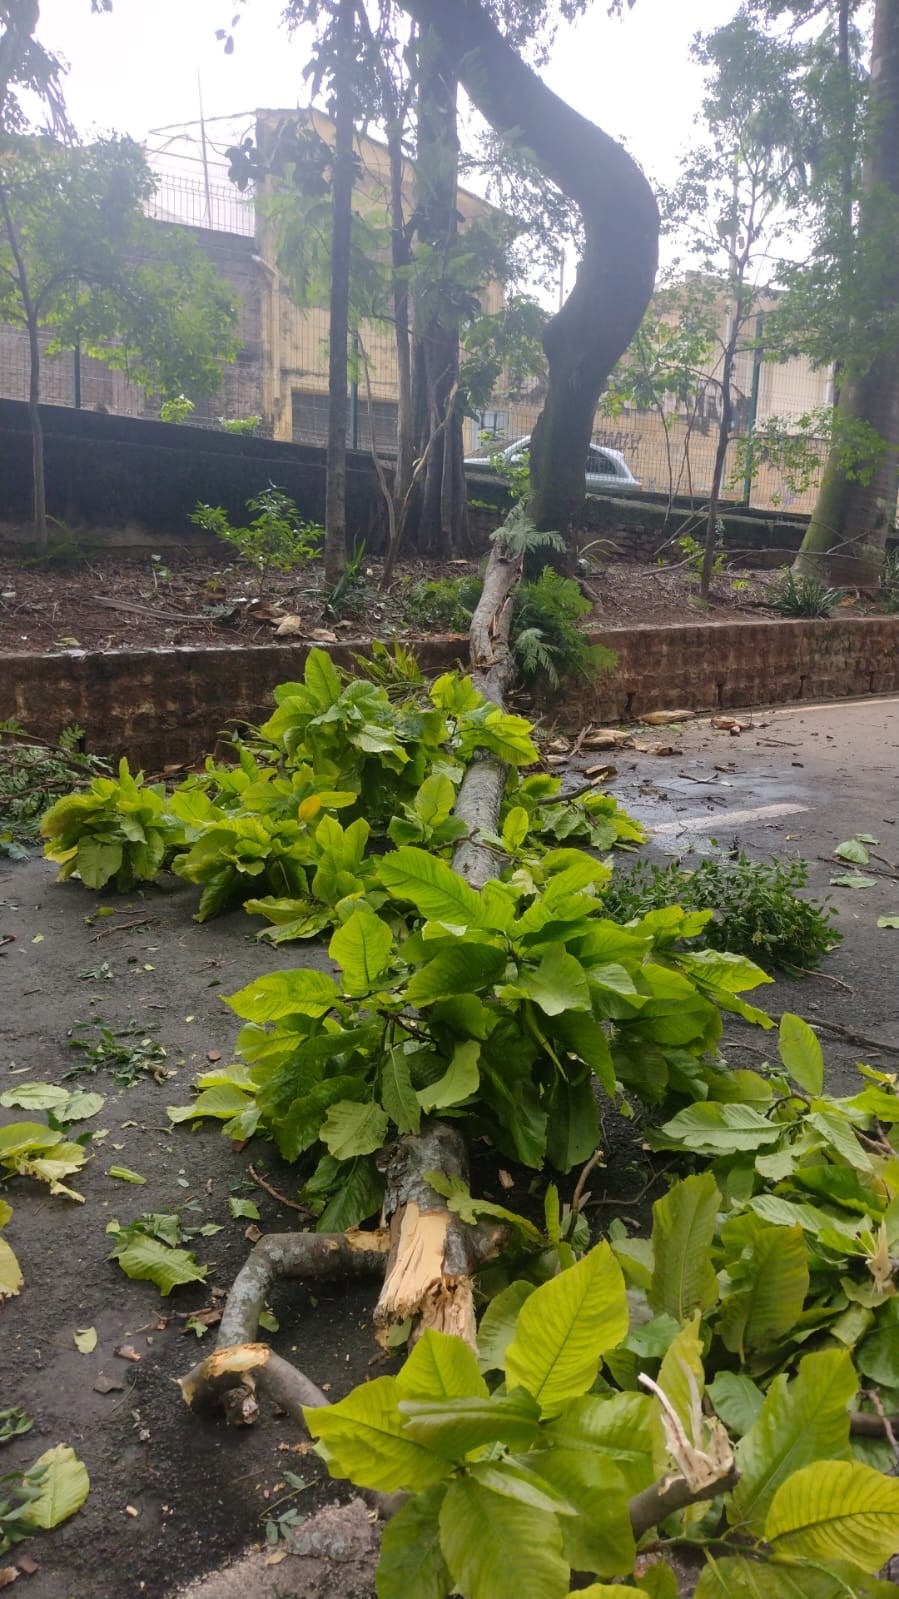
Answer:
xmin=766 ymin=569 xmax=849 ymax=616
xmin=402 ymin=575 xmax=483 ymax=633
xmin=512 ymin=566 xmax=614 ymax=690
xmin=601 ymin=851 xmax=841 ymax=970
xmin=190 ymin=487 xmax=323 ymax=584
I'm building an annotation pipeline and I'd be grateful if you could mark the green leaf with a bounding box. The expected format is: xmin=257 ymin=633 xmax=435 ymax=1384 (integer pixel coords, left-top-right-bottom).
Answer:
xmin=468 ymin=1458 xmax=576 ymax=1515
xmin=320 ymin=1099 xmax=389 ymax=1160
xmin=878 ymin=915 xmax=899 ymax=929
xmin=167 ymin=1084 xmax=256 ymax=1123
xmin=108 ymin=1166 xmax=146 ymax=1185
xmin=549 ymin=1011 xmax=616 ymax=1096
xmin=707 ymin=1373 xmax=765 ymax=1437
xmin=329 ymin=908 xmax=394 ymax=996
xmin=406 ymin=943 xmax=507 ymax=1004
xmin=504 ymin=1241 xmax=628 ymax=1414
xmin=73 ymin=1326 xmax=98 ymax=1353
xmin=304 ymin=646 xmax=342 ymax=707
xmin=719 ymin=1225 xmax=809 ymax=1359
xmin=502 ymin=806 xmax=529 ymax=850
xmin=380 ymin=1048 xmax=421 ymax=1135
xmin=379 ymin=846 xmax=483 ymax=927
xmin=835 ymin=837 xmax=870 ymax=863
xmin=778 ymin=1013 xmax=825 ymax=1097
xmin=375 ymin=1485 xmax=451 ymax=1599
xmin=477 ymin=1282 xmax=536 ymax=1373
xmin=693 ymin=1556 xmax=890 ymax=1599
xmin=111 ymin=1234 xmax=208 ymax=1296
xmin=519 ymin=945 xmax=591 ymax=1015
xmin=397 ymin=1329 xmax=488 ymax=1402
xmin=20 ymin=1445 xmax=90 ymax=1531
xmin=438 ymin=1474 xmax=568 ymax=1599
xmin=567 ymin=1588 xmax=645 ymax=1598
xmin=729 ymin=1348 xmax=857 ymax=1535
xmin=0 ymin=1236 xmax=24 ymax=1299
xmin=77 ymin=836 xmax=122 ymax=889
xmin=830 ymin=873 xmax=878 ymax=889
xmin=527 ymin=1449 xmax=636 ymax=1576
xmin=315 ymin=1156 xmax=383 ymax=1231
xmin=648 ymin=1172 xmax=720 ymax=1321
xmin=399 ymin=1394 xmax=543 ymax=1458
xmin=0 ymin=1084 xmax=104 ymax=1121
xmin=416 ymin=1041 xmax=480 ymax=1113
xmin=634 ymin=1565 xmax=679 ymax=1599
xmin=766 ymin=1460 xmax=899 ymax=1570
xmin=225 ymin=968 xmax=339 ymax=1022
xmin=304 ymin=1376 xmax=450 ymax=1493
xmin=660 ymin=1103 xmax=781 ymax=1153
xmin=227 ymin=1197 xmax=261 ymax=1220
xmin=544 ymin=1392 xmax=662 ymax=1496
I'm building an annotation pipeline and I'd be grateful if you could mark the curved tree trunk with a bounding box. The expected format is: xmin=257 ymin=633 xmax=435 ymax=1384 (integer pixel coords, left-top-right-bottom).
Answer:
xmin=795 ymin=0 xmax=899 ymax=587
xmin=396 ymin=0 xmax=658 ymax=550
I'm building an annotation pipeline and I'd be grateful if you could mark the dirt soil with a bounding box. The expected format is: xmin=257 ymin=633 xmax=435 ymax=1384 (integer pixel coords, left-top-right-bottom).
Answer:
xmin=1 ymin=549 xmax=884 ymax=656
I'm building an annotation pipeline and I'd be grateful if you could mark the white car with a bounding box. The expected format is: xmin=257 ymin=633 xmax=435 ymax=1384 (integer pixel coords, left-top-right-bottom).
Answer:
xmin=465 ymin=436 xmax=642 ymax=495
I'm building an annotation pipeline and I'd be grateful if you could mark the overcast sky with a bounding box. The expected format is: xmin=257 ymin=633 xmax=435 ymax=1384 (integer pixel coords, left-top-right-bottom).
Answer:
xmin=35 ymin=0 xmax=728 ymax=194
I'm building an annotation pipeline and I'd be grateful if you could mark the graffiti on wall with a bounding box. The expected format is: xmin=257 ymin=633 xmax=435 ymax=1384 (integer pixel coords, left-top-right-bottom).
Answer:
xmin=593 ymin=428 xmax=641 ymax=456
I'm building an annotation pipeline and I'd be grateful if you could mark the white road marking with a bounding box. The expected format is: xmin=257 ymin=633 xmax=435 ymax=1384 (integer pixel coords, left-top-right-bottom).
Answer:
xmin=652 ymin=802 xmax=809 ymax=836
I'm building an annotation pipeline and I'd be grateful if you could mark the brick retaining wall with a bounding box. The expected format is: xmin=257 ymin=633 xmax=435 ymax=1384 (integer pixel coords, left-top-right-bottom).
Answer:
xmin=3 ymin=616 xmax=897 ymax=769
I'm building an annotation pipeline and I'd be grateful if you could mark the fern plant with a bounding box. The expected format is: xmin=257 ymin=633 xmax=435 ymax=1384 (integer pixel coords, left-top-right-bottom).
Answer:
xmin=512 ymin=566 xmax=614 ymax=689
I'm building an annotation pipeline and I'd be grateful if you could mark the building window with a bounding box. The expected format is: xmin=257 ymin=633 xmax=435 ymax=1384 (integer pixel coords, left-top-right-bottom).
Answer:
xmin=472 ymin=409 xmax=509 ymax=447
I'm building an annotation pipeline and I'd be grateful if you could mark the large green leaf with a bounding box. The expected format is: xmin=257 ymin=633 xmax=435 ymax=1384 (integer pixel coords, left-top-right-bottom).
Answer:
xmin=504 ymin=1241 xmax=628 ymax=1414
xmin=777 ymin=1012 xmax=825 ymax=1096
xmin=544 ymin=1391 xmax=662 ymax=1496
xmin=304 ymin=1376 xmax=450 ymax=1493
xmin=21 ymin=1445 xmax=90 ymax=1531
xmin=329 ymin=908 xmax=394 ymax=996
xmin=417 ymin=1041 xmax=480 ymax=1112
xmin=397 ymin=1329 xmax=488 ymax=1402
xmin=438 ymin=1474 xmax=568 ymax=1599
xmin=77 ymin=836 xmax=122 ymax=889
xmin=399 ymin=1394 xmax=542 ymax=1458
xmin=518 ymin=945 xmax=592 ymax=1016
xmin=315 ymin=1155 xmax=383 ymax=1231
xmin=320 ymin=1099 xmax=389 ymax=1160
xmin=549 ymin=1011 xmax=616 ymax=1095
xmin=527 ymin=1449 xmax=636 ymax=1576
xmin=694 ymin=1555 xmax=895 ymax=1599
xmin=0 ymin=1235 xmax=24 ymax=1299
xmin=379 ymin=846 xmax=483 ymax=927
xmin=406 ymin=943 xmax=507 ymax=1005
xmin=566 ymin=1589 xmax=645 ymax=1598
xmin=111 ymin=1234 xmax=208 ymax=1296
xmin=477 ymin=1282 xmax=536 ymax=1374
xmin=766 ymin=1460 xmax=899 ymax=1570
xmin=719 ymin=1224 xmax=809 ymax=1358
xmin=375 ymin=1485 xmax=451 ymax=1599
xmin=660 ymin=1103 xmax=781 ymax=1154
xmin=707 ymin=1373 xmax=765 ymax=1437
xmin=380 ymin=1048 xmax=421 ymax=1135
xmin=649 ymin=1172 xmax=720 ymax=1321
xmin=729 ymin=1348 xmax=856 ymax=1536
xmin=225 ymin=967 xmax=339 ymax=1022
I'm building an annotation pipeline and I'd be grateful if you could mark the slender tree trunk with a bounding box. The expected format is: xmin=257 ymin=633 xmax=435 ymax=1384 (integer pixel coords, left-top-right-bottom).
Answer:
xmin=27 ymin=314 xmax=47 ymax=555
xmin=397 ymin=0 xmax=658 ymax=555
xmin=400 ymin=35 xmax=467 ymax=557
xmin=795 ymin=0 xmax=899 ymax=586
xmin=700 ymin=330 xmax=738 ymax=602
xmin=324 ymin=0 xmax=355 ymax=586
xmin=387 ymin=125 xmax=414 ymax=516
xmin=0 ymin=172 xmax=47 ymax=553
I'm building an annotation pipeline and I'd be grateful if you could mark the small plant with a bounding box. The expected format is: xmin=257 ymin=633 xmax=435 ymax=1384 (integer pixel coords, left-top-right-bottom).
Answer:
xmin=189 ymin=487 xmax=323 ymax=586
xmin=601 ymin=851 xmax=841 ymax=971
xmin=487 ymin=437 xmax=530 ymax=503
xmin=879 ymin=546 xmax=899 ymax=611
xmin=323 ymin=538 xmax=368 ymax=617
xmin=512 ymin=566 xmax=615 ymax=690
xmin=1 ymin=722 xmax=108 ymax=854
xmin=676 ymin=521 xmax=725 ymax=578
xmin=219 ymin=415 xmax=261 ymax=436
xmin=159 ymin=394 xmax=195 ymax=424
xmin=403 ymin=574 xmax=483 ymax=632
xmin=766 ymin=569 xmax=850 ymax=616
xmin=41 ymin=757 xmax=174 ymax=890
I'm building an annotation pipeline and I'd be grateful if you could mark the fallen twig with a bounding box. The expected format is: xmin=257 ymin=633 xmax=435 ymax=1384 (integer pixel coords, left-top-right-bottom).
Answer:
xmin=247 ymin=1162 xmax=310 ymax=1214
xmin=93 ymin=917 xmax=155 ymax=940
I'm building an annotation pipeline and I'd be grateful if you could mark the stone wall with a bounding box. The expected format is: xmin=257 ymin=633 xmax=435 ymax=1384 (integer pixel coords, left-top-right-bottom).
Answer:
xmin=3 ymin=617 xmax=897 ymax=769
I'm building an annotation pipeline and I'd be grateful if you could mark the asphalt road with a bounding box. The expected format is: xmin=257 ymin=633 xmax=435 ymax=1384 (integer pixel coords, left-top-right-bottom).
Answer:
xmin=589 ymin=693 xmax=899 ymax=1086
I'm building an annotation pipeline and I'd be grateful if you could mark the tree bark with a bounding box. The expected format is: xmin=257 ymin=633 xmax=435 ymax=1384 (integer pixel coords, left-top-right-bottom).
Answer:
xmin=399 ymin=33 xmax=468 ymax=557
xmin=0 ymin=173 xmax=47 ymax=554
xmin=795 ymin=0 xmax=899 ymax=586
xmin=393 ymin=0 xmax=658 ymax=551
xmin=324 ymin=0 xmax=355 ymax=586
xmin=699 ymin=326 xmax=737 ymax=601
